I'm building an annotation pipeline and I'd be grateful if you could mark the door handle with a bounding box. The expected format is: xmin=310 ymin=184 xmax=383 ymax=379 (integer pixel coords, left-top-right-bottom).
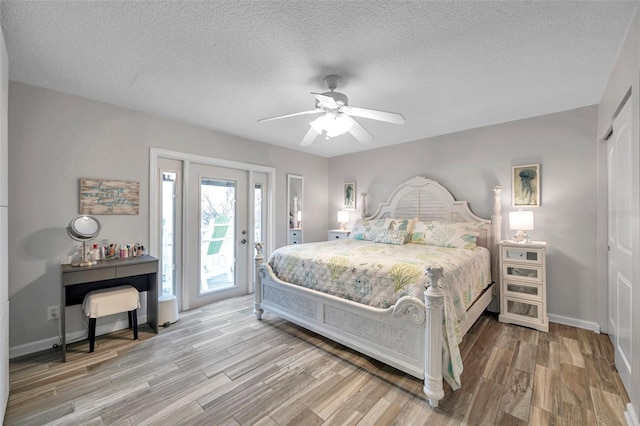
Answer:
xmin=240 ymin=239 xmax=247 ymax=244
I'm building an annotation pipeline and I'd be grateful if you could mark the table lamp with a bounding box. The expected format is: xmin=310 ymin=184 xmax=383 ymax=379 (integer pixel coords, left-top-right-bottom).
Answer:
xmin=509 ymin=210 xmax=534 ymax=243
xmin=337 ymin=210 xmax=349 ymax=231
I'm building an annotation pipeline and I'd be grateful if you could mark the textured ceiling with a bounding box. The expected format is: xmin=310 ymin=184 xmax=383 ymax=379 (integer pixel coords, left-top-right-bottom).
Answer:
xmin=1 ymin=1 xmax=638 ymax=158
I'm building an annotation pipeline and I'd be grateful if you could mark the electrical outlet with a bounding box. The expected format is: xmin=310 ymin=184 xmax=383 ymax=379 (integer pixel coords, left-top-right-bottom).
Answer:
xmin=47 ymin=305 xmax=60 ymax=321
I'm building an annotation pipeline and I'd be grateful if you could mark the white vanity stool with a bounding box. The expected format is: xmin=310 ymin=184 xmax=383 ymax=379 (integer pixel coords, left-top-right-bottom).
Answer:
xmin=82 ymin=285 xmax=140 ymax=352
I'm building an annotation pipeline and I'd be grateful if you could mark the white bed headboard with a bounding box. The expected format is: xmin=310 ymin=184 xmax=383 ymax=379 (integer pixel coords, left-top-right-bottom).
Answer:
xmin=366 ymin=177 xmax=503 ymax=286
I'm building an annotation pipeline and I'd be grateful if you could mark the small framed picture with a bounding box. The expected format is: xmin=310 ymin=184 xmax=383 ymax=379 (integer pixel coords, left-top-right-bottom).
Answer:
xmin=512 ymin=164 xmax=540 ymax=207
xmin=344 ymin=182 xmax=356 ymax=210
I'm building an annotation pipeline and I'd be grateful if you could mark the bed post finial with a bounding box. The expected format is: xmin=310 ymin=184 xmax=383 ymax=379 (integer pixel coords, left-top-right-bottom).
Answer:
xmin=426 ymin=266 xmax=444 ymax=289
xmin=491 ymin=185 xmax=503 ymax=246
xmin=492 ymin=185 xmax=502 ymax=215
xmin=361 ymin=192 xmax=367 ymax=219
xmin=254 ymin=242 xmax=264 ymax=320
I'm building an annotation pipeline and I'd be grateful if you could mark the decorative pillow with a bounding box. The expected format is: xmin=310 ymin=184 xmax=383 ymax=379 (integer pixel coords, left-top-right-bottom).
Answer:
xmin=374 ymin=229 xmax=409 ymax=245
xmin=349 ymin=217 xmax=415 ymax=241
xmin=349 ymin=218 xmax=389 ymax=241
xmin=410 ymin=221 xmax=483 ymax=249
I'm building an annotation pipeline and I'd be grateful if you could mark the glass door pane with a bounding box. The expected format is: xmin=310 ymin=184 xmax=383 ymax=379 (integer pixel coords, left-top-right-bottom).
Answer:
xmin=157 ymin=157 xmax=183 ymax=308
xmin=200 ymin=178 xmax=236 ymax=294
xmin=255 ymin=183 xmax=263 ymax=243
xmin=161 ymin=171 xmax=177 ymax=296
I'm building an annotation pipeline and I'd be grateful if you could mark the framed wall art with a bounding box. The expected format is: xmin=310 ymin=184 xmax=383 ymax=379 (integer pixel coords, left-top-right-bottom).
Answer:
xmin=512 ymin=164 xmax=540 ymax=207
xmin=344 ymin=182 xmax=356 ymax=210
xmin=80 ymin=177 xmax=140 ymax=215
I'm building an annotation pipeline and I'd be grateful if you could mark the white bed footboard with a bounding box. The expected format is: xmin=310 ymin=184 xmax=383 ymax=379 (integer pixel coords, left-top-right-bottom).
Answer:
xmin=254 ymin=242 xmax=447 ymax=406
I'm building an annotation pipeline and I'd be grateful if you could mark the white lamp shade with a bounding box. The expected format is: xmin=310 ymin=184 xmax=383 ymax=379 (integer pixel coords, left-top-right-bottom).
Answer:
xmin=310 ymin=113 xmax=353 ymax=137
xmin=325 ymin=114 xmax=353 ymax=137
xmin=509 ymin=210 xmax=534 ymax=231
xmin=310 ymin=115 xmax=329 ymax=134
xmin=337 ymin=210 xmax=349 ymax=223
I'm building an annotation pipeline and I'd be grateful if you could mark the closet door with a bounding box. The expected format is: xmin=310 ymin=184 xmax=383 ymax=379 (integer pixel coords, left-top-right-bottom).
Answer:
xmin=607 ymin=97 xmax=633 ymax=392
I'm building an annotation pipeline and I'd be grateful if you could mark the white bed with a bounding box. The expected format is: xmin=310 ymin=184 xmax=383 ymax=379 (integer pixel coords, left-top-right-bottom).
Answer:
xmin=254 ymin=176 xmax=503 ymax=407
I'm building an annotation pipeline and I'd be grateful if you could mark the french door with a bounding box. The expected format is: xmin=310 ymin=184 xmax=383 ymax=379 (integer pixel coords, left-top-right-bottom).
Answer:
xmin=152 ymin=150 xmax=275 ymax=312
xmin=185 ymin=163 xmax=249 ymax=309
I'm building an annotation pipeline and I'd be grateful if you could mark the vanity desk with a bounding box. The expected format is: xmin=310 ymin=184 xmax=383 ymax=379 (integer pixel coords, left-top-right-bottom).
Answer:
xmin=60 ymin=255 xmax=159 ymax=361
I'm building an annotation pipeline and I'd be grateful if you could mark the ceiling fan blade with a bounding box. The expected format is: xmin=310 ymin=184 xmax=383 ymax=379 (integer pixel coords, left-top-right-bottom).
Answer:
xmin=258 ymin=109 xmax=321 ymax=123
xmin=342 ymin=106 xmax=405 ymax=125
xmin=300 ymin=126 xmax=319 ymax=147
xmin=346 ymin=117 xmax=374 ymax=145
xmin=311 ymin=92 xmax=338 ymax=109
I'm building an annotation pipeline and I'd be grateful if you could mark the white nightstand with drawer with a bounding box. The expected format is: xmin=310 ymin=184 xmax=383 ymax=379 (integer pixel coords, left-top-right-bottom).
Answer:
xmin=288 ymin=228 xmax=302 ymax=245
xmin=328 ymin=229 xmax=351 ymax=240
xmin=498 ymin=240 xmax=548 ymax=332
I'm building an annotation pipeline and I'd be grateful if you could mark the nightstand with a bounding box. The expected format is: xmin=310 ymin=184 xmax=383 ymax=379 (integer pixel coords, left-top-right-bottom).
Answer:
xmin=328 ymin=229 xmax=350 ymax=240
xmin=498 ymin=240 xmax=548 ymax=332
xmin=288 ymin=228 xmax=302 ymax=245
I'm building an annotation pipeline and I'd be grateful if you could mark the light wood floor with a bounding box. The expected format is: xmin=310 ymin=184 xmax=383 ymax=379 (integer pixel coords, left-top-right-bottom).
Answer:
xmin=4 ymin=294 xmax=630 ymax=425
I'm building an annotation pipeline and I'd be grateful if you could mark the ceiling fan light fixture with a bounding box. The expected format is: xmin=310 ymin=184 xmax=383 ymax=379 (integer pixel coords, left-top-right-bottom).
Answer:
xmin=259 ymin=74 xmax=404 ymax=147
xmin=310 ymin=112 xmax=353 ymax=138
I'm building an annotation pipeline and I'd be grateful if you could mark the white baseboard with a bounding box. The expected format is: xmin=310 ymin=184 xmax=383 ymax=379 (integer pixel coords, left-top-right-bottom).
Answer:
xmin=9 ymin=315 xmax=147 ymax=359
xmin=626 ymin=403 xmax=639 ymax=426
xmin=547 ymin=313 xmax=601 ymax=333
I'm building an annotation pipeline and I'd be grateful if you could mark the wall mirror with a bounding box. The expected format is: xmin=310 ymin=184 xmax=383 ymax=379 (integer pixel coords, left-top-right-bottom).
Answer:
xmin=287 ymin=174 xmax=303 ymax=244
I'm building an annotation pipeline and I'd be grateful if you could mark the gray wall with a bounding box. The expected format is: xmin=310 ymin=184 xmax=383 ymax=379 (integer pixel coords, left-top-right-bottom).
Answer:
xmin=328 ymin=106 xmax=599 ymax=326
xmin=8 ymin=81 xmax=328 ymax=350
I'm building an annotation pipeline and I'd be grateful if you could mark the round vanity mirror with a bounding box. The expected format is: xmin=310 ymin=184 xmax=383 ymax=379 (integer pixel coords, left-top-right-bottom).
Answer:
xmin=66 ymin=215 xmax=101 ymax=266
xmin=67 ymin=215 xmax=101 ymax=240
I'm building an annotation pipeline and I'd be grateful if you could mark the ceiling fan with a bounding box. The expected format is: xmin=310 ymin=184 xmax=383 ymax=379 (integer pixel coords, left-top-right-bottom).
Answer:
xmin=258 ymin=74 xmax=405 ymax=146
